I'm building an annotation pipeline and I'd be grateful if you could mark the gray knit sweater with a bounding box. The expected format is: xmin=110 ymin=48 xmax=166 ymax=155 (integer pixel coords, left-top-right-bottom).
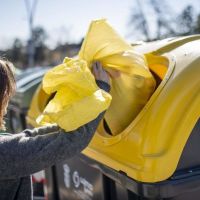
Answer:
xmin=0 ymin=81 xmax=110 ymax=200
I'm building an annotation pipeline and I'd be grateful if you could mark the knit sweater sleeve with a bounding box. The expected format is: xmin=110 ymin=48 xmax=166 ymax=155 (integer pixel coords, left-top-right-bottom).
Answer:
xmin=0 ymin=81 xmax=110 ymax=180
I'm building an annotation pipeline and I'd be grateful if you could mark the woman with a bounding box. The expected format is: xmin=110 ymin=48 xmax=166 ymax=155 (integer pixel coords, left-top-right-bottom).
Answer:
xmin=0 ymin=59 xmax=110 ymax=200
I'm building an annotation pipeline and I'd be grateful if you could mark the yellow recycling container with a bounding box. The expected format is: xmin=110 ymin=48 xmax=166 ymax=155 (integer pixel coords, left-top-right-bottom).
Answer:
xmin=27 ymin=35 xmax=200 ymax=183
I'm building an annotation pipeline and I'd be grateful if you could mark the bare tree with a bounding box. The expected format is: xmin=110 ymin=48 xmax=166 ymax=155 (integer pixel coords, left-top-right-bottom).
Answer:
xmin=24 ymin=0 xmax=38 ymax=67
xmin=176 ymin=5 xmax=195 ymax=35
xmin=128 ymin=0 xmax=176 ymax=41
xmin=128 ymin=0 xmax=150 ymax=41
xmin=32 ymin=26 xmax=48 ymax=65
xmin=194 ymin=14 xmax=200 ymax=33
xmin=12 ymin=39 xmax=23 ymax=62
xmin=150 ymin=0 xmax=175 ymax=39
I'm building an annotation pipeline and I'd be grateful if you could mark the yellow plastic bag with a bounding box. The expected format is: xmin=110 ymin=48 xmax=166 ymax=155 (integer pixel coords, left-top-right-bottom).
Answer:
xmin=38 ymin=19 xmax=155 ymax=134
xmin=79 ymin=19 xmax=156 ymax=135
xmin=37 ymin=57 xmax=112 ymax=131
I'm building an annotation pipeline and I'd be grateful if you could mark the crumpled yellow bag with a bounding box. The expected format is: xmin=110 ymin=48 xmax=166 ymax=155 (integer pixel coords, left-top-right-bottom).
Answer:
xmin=37 ymin=19 xmax=155 ymax=134
xmin=37 ymin=57 xmax=112 ymax=131
xmin=79 ymin=19 xmax=156 ymax=135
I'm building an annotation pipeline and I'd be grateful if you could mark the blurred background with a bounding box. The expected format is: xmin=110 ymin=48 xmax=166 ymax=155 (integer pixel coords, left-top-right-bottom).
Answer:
xmin=0 ymin=0 xmax=200 ymax=69
xmin=2 ymin=2 xmax=200 ymax=199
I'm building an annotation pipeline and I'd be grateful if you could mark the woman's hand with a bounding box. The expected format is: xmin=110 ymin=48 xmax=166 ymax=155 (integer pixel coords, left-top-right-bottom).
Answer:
xmin=92 ymin=61 xmax=110 ymax=86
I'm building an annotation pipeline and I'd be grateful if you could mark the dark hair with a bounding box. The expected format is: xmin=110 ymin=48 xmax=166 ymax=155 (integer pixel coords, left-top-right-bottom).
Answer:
xmin=0 ymin=59 xmax=16 ymax=130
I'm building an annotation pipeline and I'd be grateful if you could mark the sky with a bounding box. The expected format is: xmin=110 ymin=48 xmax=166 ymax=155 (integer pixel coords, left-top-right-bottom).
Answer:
xmin=0 ymin=0 xmax=199 ymax=49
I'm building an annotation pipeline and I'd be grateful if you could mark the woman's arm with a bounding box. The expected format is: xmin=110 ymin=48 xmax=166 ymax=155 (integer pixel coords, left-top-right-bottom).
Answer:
xmin=0 ymin=112 xmax=104 ymax=180
xmin=0 ymin=81 xmax=110 ymax=180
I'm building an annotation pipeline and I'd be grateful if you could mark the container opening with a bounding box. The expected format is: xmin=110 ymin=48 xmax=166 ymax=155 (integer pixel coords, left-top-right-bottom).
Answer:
xmin=99 ymin=54 xmax=169 ymax=136
xmin=145 ymin=53 xmax=169 ymax=88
